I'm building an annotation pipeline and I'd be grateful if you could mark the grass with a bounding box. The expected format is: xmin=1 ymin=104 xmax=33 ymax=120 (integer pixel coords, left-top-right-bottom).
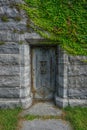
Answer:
xmin=0 ymin=106 xmax=87 ymax=130
xmin=64 ymin=106 xmax=87 ymax=130
xmin=0 ymin=108 xmax=21 ymax=130
xmin=25 ymin=114 xmax=63 ymax=121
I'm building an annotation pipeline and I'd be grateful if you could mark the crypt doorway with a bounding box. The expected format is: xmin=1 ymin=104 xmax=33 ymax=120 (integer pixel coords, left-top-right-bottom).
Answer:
xmin=31 ymin=45 xmax=57 ymax=101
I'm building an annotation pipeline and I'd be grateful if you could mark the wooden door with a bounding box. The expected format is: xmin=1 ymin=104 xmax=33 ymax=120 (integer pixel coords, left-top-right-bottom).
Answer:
xmin=31 ymin=46 xmax=57 ymax=100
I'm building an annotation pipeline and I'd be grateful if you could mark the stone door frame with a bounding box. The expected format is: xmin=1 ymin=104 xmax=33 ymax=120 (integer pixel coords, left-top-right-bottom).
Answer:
xmin=20 ymin=39 xmax=69 ymax=108
xmin=22 ymin=39 xmax=68 ymax=107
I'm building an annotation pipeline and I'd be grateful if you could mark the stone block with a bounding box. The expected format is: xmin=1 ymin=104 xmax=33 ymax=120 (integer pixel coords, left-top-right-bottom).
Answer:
xmin=20 ymin=70 xmax=31 ymax=88
xmin=0 ymin=31 xmax=25 ymax=42
xmin=24 ymin=32 xmax=42 ymax=40
xmin=68 ymin=88 xmax=87 ymax=99
xmin=55 ymin=95 xmax=68 ymax=108
xmin=0 ymin=54 xmax=19 ymax=65
xmin=68 ymin=55 xmax=87 ymax=65
xmin=0 ymin=87 xmax=20 ymax=98
xmin=20 ymin=56 xmax=30 ymax=66
xmin=58 ymin=64 xmax=68 ymax=77
xmin=0 ymin=76 xmax=20 ymax=87
xmin=20 ymin=66 xmax=30 ymax=75
xmin=57 ymin=86 xmax=67 ymax=98
xmin=57 ymin=86 xmax=64 ymax=97
xmin=68 ymin=99 xmax=87 ymax=107
xmin=0 ymin=98 xmax=20 ymax=109
xmin=0 ymin=42 xmax=19 ymax=54
xmin=0 ymin=21 xmax=27 ymax=31
xmin=20 ymin=44 xmax=31 ymax=66
xmin=68 ymin=76 xmax=87 ymax=88
xmin=0 ymin=66 xmax=20 ymax=75
xmin=20 ymin=77 xmax=31 ymax=88
xmin=68 ymin=64 xmax=87 ymax=76
xmin=58 ymin=64 xmax=64 ymax=76
xmin=58 ymin=76 xmax=64 ymax=87
xmin=0 ymin=0 xmax=24 ymax=6
xmin=20 ymin=87 xmax=31 ymax=98
xmin=21 ymin=96 xmax=33 ymax=109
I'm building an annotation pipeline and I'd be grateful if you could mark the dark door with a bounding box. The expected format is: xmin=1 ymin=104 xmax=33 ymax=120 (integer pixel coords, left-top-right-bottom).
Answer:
xmin=31 ymin=46 xmax=57 ymax=100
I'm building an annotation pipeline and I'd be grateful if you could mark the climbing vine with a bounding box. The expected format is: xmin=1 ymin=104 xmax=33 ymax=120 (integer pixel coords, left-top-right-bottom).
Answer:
xmin=22 ymin=0 xmax=87 ymax=55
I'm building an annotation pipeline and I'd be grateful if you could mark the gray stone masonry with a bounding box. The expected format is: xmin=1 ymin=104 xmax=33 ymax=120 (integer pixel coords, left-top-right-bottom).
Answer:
xmin=55 ymin=47 xmax=87 ymax=107
xmin=0 ymin=0 xmax=87 ymax=108
xmin=0 ymin=0 xmax=35 ymax=109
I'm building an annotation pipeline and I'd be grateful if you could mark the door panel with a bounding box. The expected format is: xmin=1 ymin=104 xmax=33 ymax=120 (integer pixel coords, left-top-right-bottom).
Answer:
xmin=31 ymin=47 xmax=56 ymax=100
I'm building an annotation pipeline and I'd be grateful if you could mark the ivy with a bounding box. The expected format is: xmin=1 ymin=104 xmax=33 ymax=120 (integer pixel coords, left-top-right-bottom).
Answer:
xmin=22 ymin=0 xmax=87 ymax=55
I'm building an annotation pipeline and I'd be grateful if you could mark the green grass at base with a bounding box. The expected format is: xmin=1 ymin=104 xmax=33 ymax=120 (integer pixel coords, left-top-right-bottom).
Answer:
xmin=64 ymin=107 xmax=87 ymax=130
xmin=0 ymin=108 xmax=21 ymax=130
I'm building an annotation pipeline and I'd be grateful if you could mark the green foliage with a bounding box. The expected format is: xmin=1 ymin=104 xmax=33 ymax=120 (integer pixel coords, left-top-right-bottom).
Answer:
xmin=0 ymin=108 xmax=21 ymax=130
xmin=21 ymin=0 xmax=87 ymax=55
xmin=0 ymin=41 xmax=5 ymax=45
xmin=25 ymin=114 xmax=61 ymax=121
xmin=65 ymin=107 xmax=87 ymax=130
xmin=1 ymin=15 xmax=9 ymax=22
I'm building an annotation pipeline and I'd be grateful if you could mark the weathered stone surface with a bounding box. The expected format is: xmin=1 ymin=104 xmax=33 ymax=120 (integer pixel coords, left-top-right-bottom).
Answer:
xmin=58 ymin=76 xmax=64 ymax=87
xmin=21 ymin=119 xmax=72 ymax=130
xmin=0 ymin=87 xmax=20 ymax=98
xmin=0 ymin=98 xmax=20 ymax=109
xmin=68 ymin=88 xmax=87 ymax=99
xmin=58 ymin=86 xmax=67 ymax=98
xmin=0 ymin=7 xmax=20 ymax=17
xmin=21 ymin=102 xmax=62 ymax=116
xmin=58 ymin=64 xmax=68 ymax=77
xmin=20 ymin=66 xmax=30 ymax=75
xmin=20 ymin=87 xmax=31 ymax=98
xmin=0 ymin=76 xmax=20 ymax=87
xmin=21 ymin=96 xmax=33 ymax=109
xmin=55 ymin=48 xmax=87 ymax=107
xmin=25 ymin=32 xmax=42 ymax=40
xmin=0 ymin=43 xmax=19 ymax=54
xmin=68 ymin=55 xmax=87 ymax=65
xmin=0 ymin=0 xmax=24 ymax=6
xmin=0 ymin=21 xmax=27 ymax=31
xmin=0 ymin=55 xmax=19 ymax=65
xmin=68 ymin=64 xmax=87 ymax=76
xmin=66 ymin=55 xmax=87 ymax=100
xmin=69 ymin=99 xmax=87 ymax=107
xmin=0 ymin=66 xmax=19 ymax=75
xmin=0 ymin=0 xmax=34 ymax=109
xmin=0 ymin=31 xmax=25 ymax=42
xmin=68 ymin=76 xmax=87 ymax=88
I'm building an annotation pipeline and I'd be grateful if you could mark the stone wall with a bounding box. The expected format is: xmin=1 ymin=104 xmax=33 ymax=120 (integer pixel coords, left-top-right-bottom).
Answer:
xmin=0 ymin=0 xmax=37 ymax=108
xmin=67 ymin=55 xmax=87 ymax=106
xmin=55 ymin=47 xmax=87 ymax=107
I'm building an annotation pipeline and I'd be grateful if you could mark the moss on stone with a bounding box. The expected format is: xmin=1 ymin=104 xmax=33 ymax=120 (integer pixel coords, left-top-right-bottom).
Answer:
xmin=0 ymin=41 xmax=5 ymax=45
xmin=1 ymin=15 xmax=9 ymax=22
